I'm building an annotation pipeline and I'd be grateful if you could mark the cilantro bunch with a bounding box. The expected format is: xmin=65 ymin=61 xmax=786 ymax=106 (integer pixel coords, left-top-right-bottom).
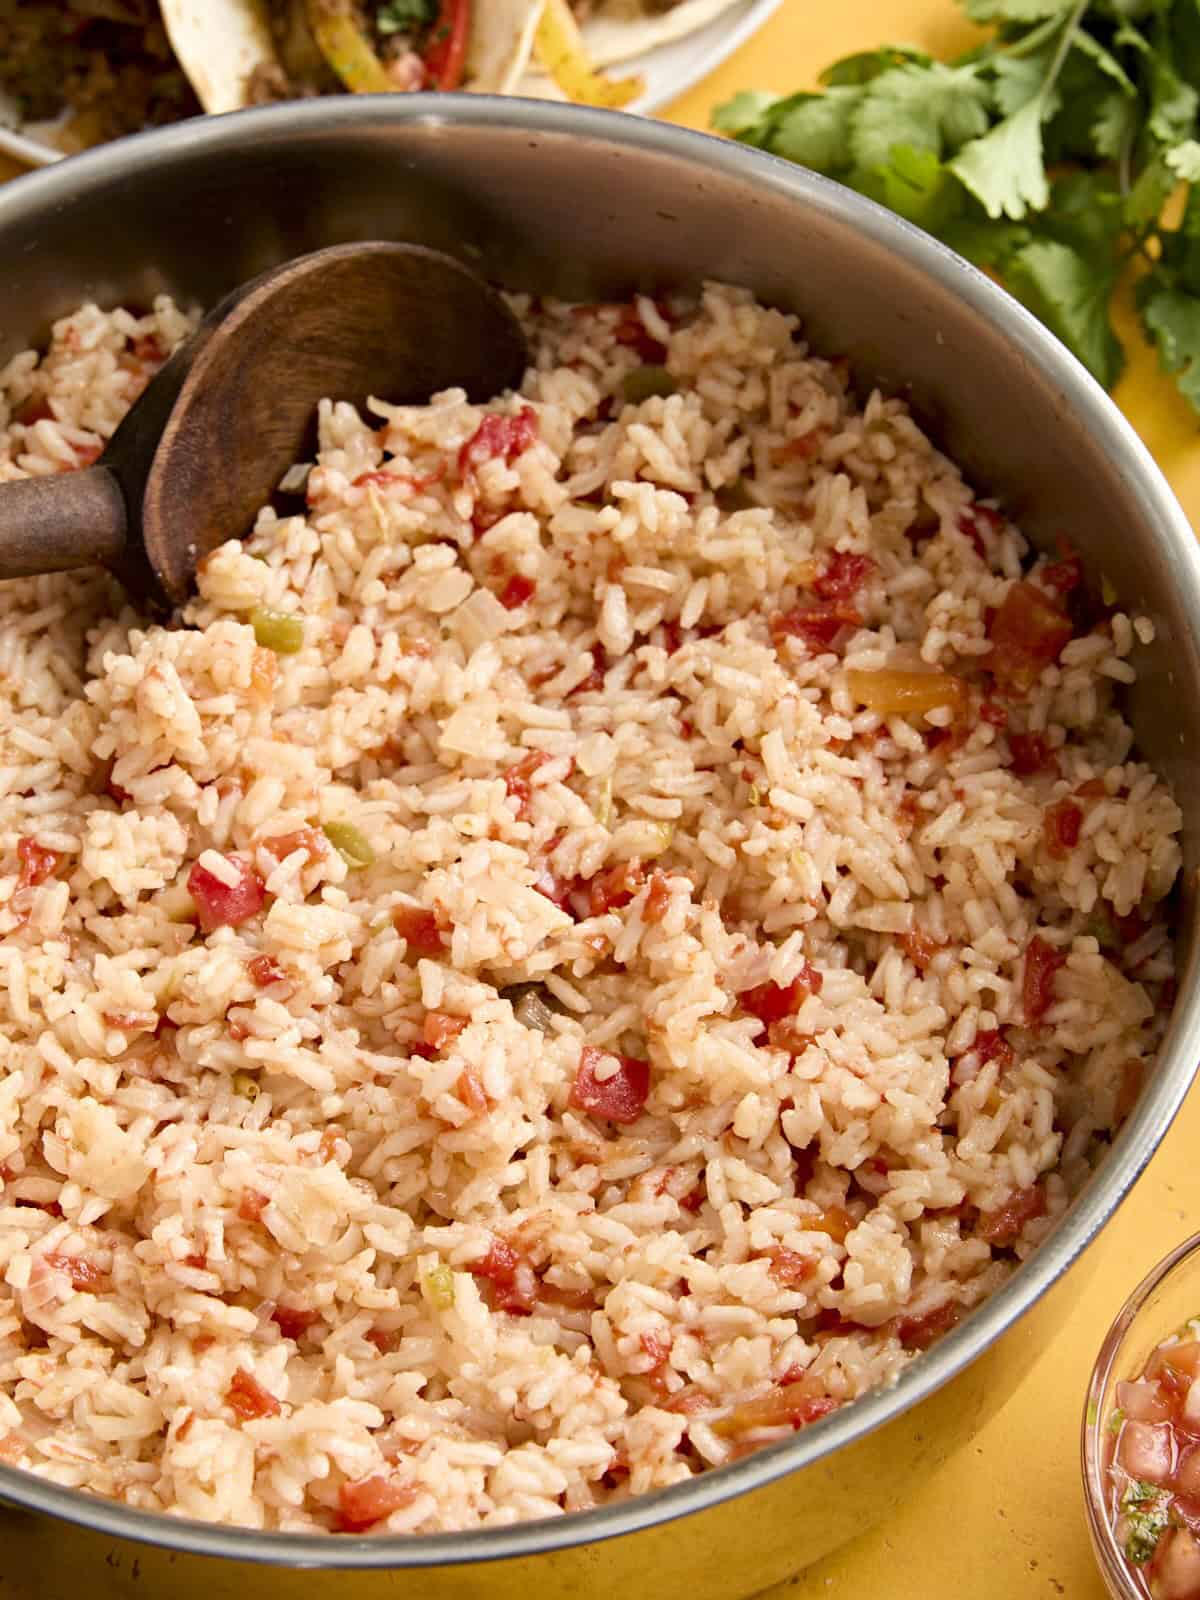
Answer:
xmin=713 ymin=0 xmax=1200 ymax=414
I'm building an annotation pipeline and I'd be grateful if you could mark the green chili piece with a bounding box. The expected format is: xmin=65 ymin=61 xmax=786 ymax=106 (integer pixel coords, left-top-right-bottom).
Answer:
xmin=251 ymin=607 xmax=304 ymax=655
xmin=323 ymin=821 xmax=376 ymax=869
xmin=621 ymin=365 xmax=677 ymax=404
xmin=423 ymin=1265 xmax=456 ymax=1310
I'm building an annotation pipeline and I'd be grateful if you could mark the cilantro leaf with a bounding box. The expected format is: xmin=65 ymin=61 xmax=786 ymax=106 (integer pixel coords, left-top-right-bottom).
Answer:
xmin=1072 ymin=25 xmax=1137 ymax=94
xmin=852 ymin=145 xmax=964 ymax=229
xmin=1148 ymin=55 xmax=1200 ymax=146
xmin=1167 ymin=138 xmax=1200 ymax=180
xmin=1138 ymin=276 xmax=1200 ymax=411
xmin=711 ymin=90 xmax=780 ymax=141
xmin=769 ymin=89 xmax=863 ymax=172
xmin=820 ymin=46 xmax=933 ymax=87
xmin=1126 ymin=150 xmax=1178 ymax=226
xmin=965 ymin=0 xmax=1074 ymax=18
xmin=949 ymin=97 xmax=1050 ymax=219
xmin=850 ymin=63 xmax=991 ymax=171
xmin=710 ymin=0 xmax=1200 ymax=417
xmin=1004 ymin=237 xmax=1125 ymax=386
xmin=375 ymin=0 xmax=437 ymax=33
xmin=1090 ymin=88 xmax=1137 ymax=156
xmin=1156 ymin=184 xmax=1200 ymax=294
xmin=990 ymin=53 xmax=1061 ymax=116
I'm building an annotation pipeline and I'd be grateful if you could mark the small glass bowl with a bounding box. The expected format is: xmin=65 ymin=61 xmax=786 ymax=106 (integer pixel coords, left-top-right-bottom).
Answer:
xmin=1083 ymin=1232 xmax=1200 ymax=1598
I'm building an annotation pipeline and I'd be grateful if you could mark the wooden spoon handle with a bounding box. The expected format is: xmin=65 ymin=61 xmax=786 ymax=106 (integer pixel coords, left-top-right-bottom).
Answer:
xmin=0 ymin=466 xmax=126 ymax=580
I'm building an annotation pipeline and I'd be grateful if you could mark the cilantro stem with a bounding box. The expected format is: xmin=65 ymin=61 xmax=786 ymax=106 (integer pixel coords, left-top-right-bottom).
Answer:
xmin=997 ymin=14 xmax=1071 ymax=62
xmin=1039 ymin=0 xmax=1090 ymax=109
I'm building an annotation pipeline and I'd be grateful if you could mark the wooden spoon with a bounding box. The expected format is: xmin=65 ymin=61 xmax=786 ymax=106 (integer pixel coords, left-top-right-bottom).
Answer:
xmin=0 ymin=241 xmax=528 ymax=606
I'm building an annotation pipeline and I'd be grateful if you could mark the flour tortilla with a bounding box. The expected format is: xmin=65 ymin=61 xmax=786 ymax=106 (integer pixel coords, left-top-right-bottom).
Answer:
xmin=580 ymin=0 xmax=744 ymax=66
xmin=161 ymin=0 xmax=541 ymax=112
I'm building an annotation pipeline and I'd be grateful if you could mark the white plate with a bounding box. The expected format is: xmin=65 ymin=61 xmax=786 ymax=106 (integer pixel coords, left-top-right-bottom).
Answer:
xmin=0 ymin=0 xmax=780 ymax=169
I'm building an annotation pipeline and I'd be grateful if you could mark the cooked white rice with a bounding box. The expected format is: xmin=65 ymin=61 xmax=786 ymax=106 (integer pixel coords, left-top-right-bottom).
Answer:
xmin=0 ymin=284 xmax=1180 ymax=1532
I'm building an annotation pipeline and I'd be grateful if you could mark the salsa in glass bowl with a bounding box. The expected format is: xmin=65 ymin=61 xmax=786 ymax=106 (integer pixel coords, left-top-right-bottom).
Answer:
xmin=1084 ymin=1235 xmax=1200 ymax=1599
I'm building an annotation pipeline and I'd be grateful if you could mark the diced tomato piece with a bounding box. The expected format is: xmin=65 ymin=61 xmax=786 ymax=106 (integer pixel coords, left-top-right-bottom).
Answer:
xmin=657 ymin=1385 xmax=710 ymax=1415
xmin=260 ymin=827 xmax=327 ymax=864
xmin=901 ymin=929 xmax=941 ymax=973
xmin=226 ymin=1368 xmax=281 ymax=1421
xmin=642 ymin=870 xmax=672 ymax=925
xmin=978 ymin=1183 xmax=1046 ymax=1245
xmin=182 ymin=1253 xmax=207 ymax=1270
xmin=1043 ymin=799 xmax=1083 ymax=859
xmin=987 ymin=581 xmax=1074 ymax=695
xmin=533 ymin=867 xmax=580 ymax=915
xmin=679 ymin=1181 xmax=706 ymax=1213
xmin=1075 ymin=777 xmax=1107 ymax=798
xmin=1149 ymin=1526 xmax=1200 ymax=1598
xmin=775 ymin=429 xmax=824 ymax=463
xmin=458 ymin=406 xmax=539 ymax=485
xmin=980 ymin=700 xmax=1008 ymax=728
xmin=17 ymin=395 xmax=54 ymax=426
xmin=893 ymin=1301 xmax=959 ymax=1351
xmin=504 ymin=751 xmax=552 ymax=822
xmin=187 ymin=857 xmax=265 ymax=933
xmin=353 ymin=460 xmax=446 ymax=492
xmin=1023 ymin=935 xmax=1065 ymax=1026
xmin=102 ymin=1010 xmax=157 ymax=1031
xmin=739 ymin=964 xmax=823 ymax=1028
xmin=335 ymin=1472 xmax=418 ymax=1534
xmin=131 ymin=333 xmax=164 ymax=365
xmin=588 ymin=858 xmax=646 ymax=917
xmin=1008 ymin=732 xmax=1057 ymax=776
xmin=392 ymin=905 xmax=446 ymax=957
xmin=1119 ymin=1419 xmax=1174 ymax=1484
xmin=612 ymin=305 xmax=668 ymax=364
xmin=1041 ymin=543 xmax=1083 ymax=594
xmin=470 ymin=504 xmax=505 ymax=540
xmin=767 ymin=1248 xmax=816 ymax=1288
xmin=713 ymin=1378 xmax=839 ymax=1437
xmin=813 ymin=552 xmax=876 ymax=603
xmin=498 ymin=574 xmax=536 ymax=611
xmin=570 ymin=1044 xmax=651 ymax=1125
xmin=42 ymin=1253 xmax=107 ymax=1293
xmin=1147 ymin=1341 xmax=1200 ymax=1386
xmin=248 ymin=953 xmax=286 ymax=987
xmin=569 ymin=642 xmax=609 ymax=697
xmin=272 ymin=1305 xmax=320 ymax=1341
xmin=422 ymin=1011 xmax=467 ymax=1051
xmin=470 ymin=1238 xmax=538 ymax=1314
xmin=1116 ymin=1379 xmax=1172 ymax=1425
xmin=15 ymin=837 xmax=61 ymax=892
xmin=661 ymin=618 xmax=684 ymax=654
xmin=238 ymin=1188 xmax=269 ymax=1222
xmin=973 ymin=1029 xmax=1014 ymax=1071
xmin=366 ymin=1325 xmax=402 ymax=1354
xmin=771 ymin=602 xmax=861 ymax=653
xmin=958 ymin=504 xmax=1003 ymax=557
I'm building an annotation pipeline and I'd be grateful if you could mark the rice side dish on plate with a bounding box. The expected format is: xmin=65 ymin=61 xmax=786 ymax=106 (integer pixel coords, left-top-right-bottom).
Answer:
xmin=0 ymin=285 xmax=1180 ymax=1533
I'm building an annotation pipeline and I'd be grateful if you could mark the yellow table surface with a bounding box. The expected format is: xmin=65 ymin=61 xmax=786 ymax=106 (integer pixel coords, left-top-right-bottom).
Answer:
xmin=664 ymin=5 xmax=1200 ymax=1598
xmin=1 ymin=9 xmax=1198 ymax=1596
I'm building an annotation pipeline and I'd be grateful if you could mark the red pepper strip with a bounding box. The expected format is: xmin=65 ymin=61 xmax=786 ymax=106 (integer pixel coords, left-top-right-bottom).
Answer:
xmin=423 ymin=0 xmax=471 ymax=90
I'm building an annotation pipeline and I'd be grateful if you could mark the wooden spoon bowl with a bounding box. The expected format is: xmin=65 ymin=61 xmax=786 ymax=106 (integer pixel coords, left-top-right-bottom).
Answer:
xmin=0 ymin=241 xmax=528 ymax=606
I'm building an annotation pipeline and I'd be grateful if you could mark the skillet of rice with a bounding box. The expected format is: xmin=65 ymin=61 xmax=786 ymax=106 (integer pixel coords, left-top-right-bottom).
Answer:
xmin=0 ymin=283 xmax=1180 ymax=1533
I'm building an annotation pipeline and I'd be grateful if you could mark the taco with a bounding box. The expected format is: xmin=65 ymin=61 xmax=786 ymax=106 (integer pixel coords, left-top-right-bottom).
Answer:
xmin=160 ymin=0 xmax=545 ymax=107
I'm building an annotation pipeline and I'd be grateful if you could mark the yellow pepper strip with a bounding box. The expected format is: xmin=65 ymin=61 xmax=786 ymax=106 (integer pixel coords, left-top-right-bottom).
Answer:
xmin=533 ymin=0 xmax=643 ymax=109
xmin=304 ymin=0 xmax=394 ymax=93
